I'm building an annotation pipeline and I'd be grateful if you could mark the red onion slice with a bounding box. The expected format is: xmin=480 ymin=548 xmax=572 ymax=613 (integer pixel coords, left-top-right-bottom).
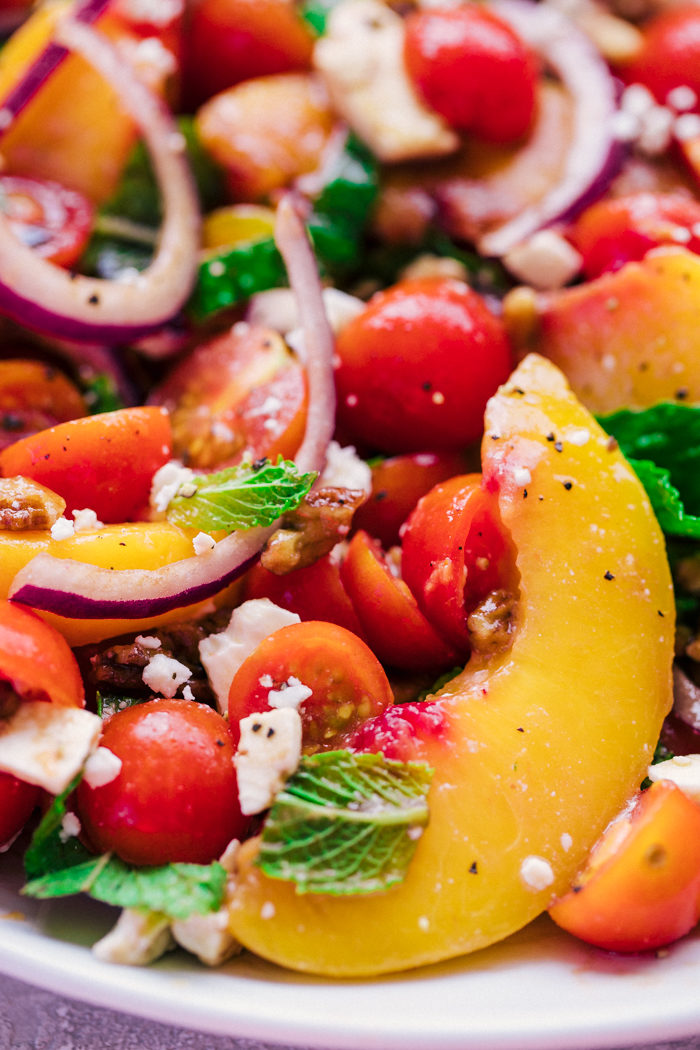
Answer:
xmin=478 ymin=0 xmax=620 ymax=258
xmin=9 ymin=197 xmax=335 ymax=620
xmin=0 ymin=14 xmax=200 ymax=344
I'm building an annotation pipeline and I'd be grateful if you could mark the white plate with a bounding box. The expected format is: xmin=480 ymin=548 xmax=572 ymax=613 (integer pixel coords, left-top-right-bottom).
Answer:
xmin=2 ymin=847 xmax=700 ymax=1050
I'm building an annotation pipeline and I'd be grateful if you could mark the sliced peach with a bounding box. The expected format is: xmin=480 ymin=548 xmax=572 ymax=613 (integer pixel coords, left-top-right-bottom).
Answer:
xmin=227 ymin=354 xmax=674 ymax=976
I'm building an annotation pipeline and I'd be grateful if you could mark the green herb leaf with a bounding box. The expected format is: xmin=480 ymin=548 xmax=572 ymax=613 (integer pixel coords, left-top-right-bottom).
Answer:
xmin=188 ymin=237 xmax=287 ymax=322
xmin=82 ymin=373 xmax=125 ymax=415
xmin=96 ymin=692 xmax=151 ymax=720
xmin=625 ymin=458 xmax=700 ymax=539
xmin=299 ymin=0 xmax=342 ymax=35
xmin=166 ymin=458 xmax=316 ymax=533
xmin=24 ymin=774 xmax=90 ymax=881
xmin=257 ymin=750 xmax=434 ymax=895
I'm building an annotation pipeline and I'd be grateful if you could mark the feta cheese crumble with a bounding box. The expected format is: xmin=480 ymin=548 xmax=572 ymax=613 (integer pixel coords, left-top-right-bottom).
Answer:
xmin=142 ymin=653 xmax=192 ymax=698
xmin=234 ymin=708 xmax=303 ymax=815
xmin=647 ymin=754 xmax=700 ymax=803
xmin=519 ymin=854 xmax=555 ymax=891
xmin=0 ymin=702 xmax=102 ymax=795
xmin=266 ymin=676 xmax=313 ymax=710
xmin=83 ymin=746 xmax=123 ymax=789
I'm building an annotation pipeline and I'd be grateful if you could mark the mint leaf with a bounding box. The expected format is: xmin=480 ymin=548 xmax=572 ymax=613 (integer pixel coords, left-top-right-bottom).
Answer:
xmin=625 ymin=458 xmax=700 ymax=539
xmin=23 ymin=855 xmax=227 ymax=920
xmin=166 ymin=458 xmax=317 ymax=533
xmin=257 ymin=750 xmax=433 ymax=895
xmin=96 ymin=692 xmax=151 ymax=720
xmin=24 ymin=774 xmax=91 ymax=881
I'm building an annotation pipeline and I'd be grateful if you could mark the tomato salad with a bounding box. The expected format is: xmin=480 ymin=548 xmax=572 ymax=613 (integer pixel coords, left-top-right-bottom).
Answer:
xmin=0 ymin=0 xmax=698 ymax=977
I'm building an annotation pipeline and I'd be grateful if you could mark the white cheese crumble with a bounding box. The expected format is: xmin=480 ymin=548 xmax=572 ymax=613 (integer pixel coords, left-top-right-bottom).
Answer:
xmin=267 ymin=676 xmax=313 ymax=710
xmin=192 ymin=531 xmax=217 ymax=555
xmin=83 ymin=746 xmax=123 ymax=789
xmin=199 ymin=599 xmax=300 ymax=714
xmin=318 ymin=440 xmax=372 ymax=496
xmin=50 ymin=516 xmax=75 ymax=541
xmin=72 ymin=508 xmax=104 ymax=532
xmin=59 ymin=811 xmax=81 ymax=843
xmin=135 ymin=634 xmax=161 ymax=649
xmin=234 ymin=708 xmax=303 ymax=815
xmin=142 ymin=653 xmax=192 ymax=698
xmin=513 ymin=467 xmax=532 ymax=487
xmin=0 ymin=702 xmax=101 ymax=795
xmin=647 ymin=754 xmax=700 ymax=804
xmin=182 ymin=685 xmax=195 ymax=701
xmin=247 ymin=287 xmax=364 ymax=340
xmin=519 ymin=854 xmax=555 ymax=891
xmin=149 ymin=460 xmax=195 ymax=515
xmin=503 ymin=231 xmax=583 ymax=290
xmin=560 ymin=832 xmax=573 ymax=851
xmin=92 ymin=908 xmax=174 ymax=966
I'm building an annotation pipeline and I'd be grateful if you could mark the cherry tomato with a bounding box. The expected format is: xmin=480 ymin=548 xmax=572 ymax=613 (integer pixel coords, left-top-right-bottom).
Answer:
xmin=244 ymin=554 xmax=366 ymax=638
xmin=404 ymin=4 xmax=538 ymax=142
xmin=0 ymin=406 xmax=172 ymax=523
xmin=352 ymin=450 xmax=473 ymax=548
xmin=0 ymin=175 xmax=94 ymax=268
xmin=0 ymin=771 xmax=39 ymax=848
xmin=183 ymin=0 xmax=314 ymax=109
xmin=401 ymin=473 xmax=514 ymax=651
xmin=618 ymin=4 xmax=700 ymax=108
xmin=150 ymin=325 xmax=307 ymax=470
xmin=335 ymin=278 xmax=512 ymax=454
xmin=569 ymin=193 xmax=700 ymax=278
xmin=0 ymin=359 xmax=86 ymax=452
xmin=76 ymin=698 xmax=247 ymax=867
xmin=340 ymin=531 xmax=460 ymax=672
xmin=228 ymin=620 xmax=394 ymax=751
xmin=0 ymin=599 xmax=84 ymax=709
xmin=549 ymin=781 xmax=700 ymax=952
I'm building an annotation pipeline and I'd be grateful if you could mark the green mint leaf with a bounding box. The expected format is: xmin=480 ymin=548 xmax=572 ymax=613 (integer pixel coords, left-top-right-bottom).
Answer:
xmin=24 ymin=773 xmax=92 ymax=881
xmin=23 ymin=855 xmax=227 ymax=920
xmin=299 ymin=0 xmax=341 ymax=35
xmin=257 ymin=750 xmax=434 ymax=895
xmin=625 ymin=457 xmax=700 ymax=539
xmin=82 ymin=373 xmax=125 ymax=415
xmin=188 ymin=237 xmax=287 ymax=321
xmin=96 ymin=692 xmax=152 ymax=720
xmin=166 ymin=458 xmax=316 ymax=533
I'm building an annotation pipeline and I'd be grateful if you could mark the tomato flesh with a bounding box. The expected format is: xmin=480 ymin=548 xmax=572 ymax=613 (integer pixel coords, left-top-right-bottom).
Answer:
xmin=0 ymin=771 xmax=40 ymax=848
xmin=0 ymin=359 xmax=86 ymax=452
xmin=0 ymin=174 xmax=94 ymax=268
xmin=617 ymin=4 xmax=700 ymax=107
xmin=0 ymin=599 xmax=84 ymax=709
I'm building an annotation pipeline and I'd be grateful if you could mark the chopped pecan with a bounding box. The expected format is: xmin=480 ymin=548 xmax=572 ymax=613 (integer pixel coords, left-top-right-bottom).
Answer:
xmin=261 ymin=486 xmax=367 ymax=574
xmin=0 ymin=476 xmax=66 ymax=531
xmin=467 ymin=589 xmax=517 ymax=654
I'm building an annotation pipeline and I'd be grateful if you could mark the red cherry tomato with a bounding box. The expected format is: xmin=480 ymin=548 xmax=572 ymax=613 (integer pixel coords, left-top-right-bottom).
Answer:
xmin=0 ymin=175 xmax=94 ymax=269
xmin=228 ymin=620 xmax=394 ymax=751
xmin=549 ymin=781 xmax=700 ymax=952
xmin=404 ymin=4 xmax=538 ymax=142
xmin=335 ymin=278 xmax=512 ymax=454
xmin=243 ymin=554 xmax=366 ymax=638
xmin=0 ymin=600 xmax=84 ymax=709
xmin=340 ymin=530 xmax=460 ymax=672
xmin=352 ymin=450 xmax=472 ymax=549
xmin=150 ymin=325 xmax=307 ymax=470
xmin=401 ymin=473 xmax=514 ymax=651
xmin=0 ymin=359 xmax=86 ymax=452
xmin=0 ymin=771 xmax=40 ymax=848
xmin=0 ymin=406 xmax=172 ymax=523
xmin=569 ymin=192 xmax=700 ymax=278
xmin=618 ymin=4 xmax=700 ymax=107
xmin=76 ymin=698 xmax=247 ymax=867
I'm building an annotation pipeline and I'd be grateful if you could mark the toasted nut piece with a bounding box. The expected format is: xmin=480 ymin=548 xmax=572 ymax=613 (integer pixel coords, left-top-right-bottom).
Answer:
xmin=0 ymin=476 xmax=66 ymax=530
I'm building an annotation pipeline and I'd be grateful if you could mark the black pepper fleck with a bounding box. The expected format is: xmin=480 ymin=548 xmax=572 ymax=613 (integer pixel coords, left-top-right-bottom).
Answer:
xmin=87 ymin=294 xmax=100 ymax=305
xmin=469 ymin=862 xmax=478 ymax=874
xmin=554 ymin=441 xmax=563 ymax=453
xmin=267 ymin=727 xmax=275 ymax=738
xmin=252 ymin=723 xmax=262 ymax=733
xmin=675 ymin=388 xmax=689 ymax=400
xmin=562 ymin=481 xmax=573 ymax=490
xmin=604 ymin=570 xmax=615 ymax=580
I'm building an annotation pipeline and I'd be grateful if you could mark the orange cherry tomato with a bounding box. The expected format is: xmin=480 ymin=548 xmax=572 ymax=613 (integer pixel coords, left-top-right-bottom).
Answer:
xmin=76 ymin=698 xmax=248 ymax=867
xmin=569 ymin=193 xmax=700 ymax=278
xmin=617 ymin=4 xmax=700 ymax=107
xmin=0 ymin=771 xmax=39 ymax=848
xmin=401 ymin=473 xmax=514 ymax=651
xmin=0 ymin=174 xmax=94 ymax=268
xmin=404 ymin=4 xmax=538 ymax=142
xmin=335 ymin=278 xmax=512 ymax=454
xmin=150 ymin=325 xmax=307 ymax=470
xmin=340 ymin=530 xmax=460 ymax=672
xmin=0 ymin=359 xmax=86 ymax=452
xmin=228 ymin=620 xmax=394 ymax=751
xmin=0 ymin=599 xmax=84 ymax=709
xmin=549 ymin=781 xmax=700 ymax=953
xmin=0 ymin=406 xmax=172 ymax=523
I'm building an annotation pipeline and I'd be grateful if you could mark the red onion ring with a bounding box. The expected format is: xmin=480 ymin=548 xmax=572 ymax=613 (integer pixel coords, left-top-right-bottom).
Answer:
xmin=9 ymin=197 xmax=335 ymax=620
xmin=0 ymin=13 xmax=200 ymax=344
xmin=477 ymin=0 xmax=620 ymax=257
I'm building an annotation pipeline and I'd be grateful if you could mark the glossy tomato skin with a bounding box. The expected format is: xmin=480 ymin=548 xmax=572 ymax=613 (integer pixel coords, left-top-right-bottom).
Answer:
xmin=401 ymin=473 xmax=514 ymax=651
xmin=228 ymin=620 xmax=394 ymax=751
xmin=549 ymin=781 xmax=700 ymax=952
xmin=569 ymin=193 xmax=700 ymax=278
xmin=0 ymin=771 xmax=40 ymax=848
xmin=340 ymin=531 xmax=460 ymax=672
xmin=404 ymin=4 xmax=538 ymax=142
xmin=0 ymin=174 xmax=94 ymax=268
xmin=76 ymin=698 xmax=248 ymax=867
xmin=335 ymin=278 xmax=512 ymax=454
xmin=0 ymin=359 xmax=86 ymax=452
xmin=618 ymin=5 xmax=700 ymax=106
xmin=0 ymin=600 xmax=84 ymax=708
xmin=0 ymin=406 xmax=172 ymax=524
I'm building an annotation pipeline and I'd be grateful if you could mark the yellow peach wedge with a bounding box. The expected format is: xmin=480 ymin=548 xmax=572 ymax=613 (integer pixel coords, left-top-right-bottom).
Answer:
xmin=227 ymin=353 xmax=674 ymax=977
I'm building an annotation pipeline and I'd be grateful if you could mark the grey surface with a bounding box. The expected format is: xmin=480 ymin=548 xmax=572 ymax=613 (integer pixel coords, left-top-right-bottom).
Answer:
xmin=0 ymin=975 xmax=698 ymax=1050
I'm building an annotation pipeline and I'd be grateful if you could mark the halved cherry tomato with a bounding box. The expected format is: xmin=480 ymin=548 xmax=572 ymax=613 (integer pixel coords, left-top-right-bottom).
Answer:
xmin=150 ymin=325 xmax=307 ymax=470
xmin=404 ymin=4 xmax=538 ymax=142
xmin=182 ymin=0 xmax=314 ymax=109
xmin=401 ymin=473 xmax=514 ymax=651
xmin=0 ymin=406 xmax=172 ymax=523
xmin=0 ymin=599 xmax=84 ymax=709
xmin=549 ymin=781 xmax=700 ymax=952
xmin=243 ymin=554 xmax=366 ymax=638
xmin=352 ymin=450 xmax=473 ymax=548
xmin=335 ymin=278 xmax=512 ymax=454
xmin=228 ymin=620 xmax=394 ymax=751
xmin=617 ymin=4 xmax=700 ymax=107
xmin=340 ymin=530 xmax=460 ymax=672
xmin=0 ymin=359 xmax=86 ymax=452
xmin=0 ymin=174 xmax=94 ymax=268
xmin=569 ymin=193 xmax=700 ymax=278
xmin=76 ymin=698 xmax=248 ymax=866
xmin=0 ymin=771 xmax=40 ymax=848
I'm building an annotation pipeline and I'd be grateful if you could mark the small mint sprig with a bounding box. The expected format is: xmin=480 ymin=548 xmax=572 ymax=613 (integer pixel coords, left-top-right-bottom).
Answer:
xmin=166 ymin=457 xmax=317 ymax=534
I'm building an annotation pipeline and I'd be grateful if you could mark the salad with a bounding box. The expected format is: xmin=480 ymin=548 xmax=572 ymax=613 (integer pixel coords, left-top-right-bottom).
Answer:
xmin=0 ymin=0 xmax=699 ymax=982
